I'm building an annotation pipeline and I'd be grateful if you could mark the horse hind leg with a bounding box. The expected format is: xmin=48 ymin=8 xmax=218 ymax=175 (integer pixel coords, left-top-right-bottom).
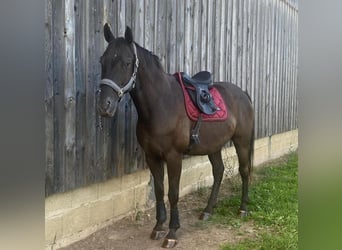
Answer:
xmin=199 ymin=151 xmax=224 ymax=220
xmin=233 ymin=137 xmax=253 ymax=217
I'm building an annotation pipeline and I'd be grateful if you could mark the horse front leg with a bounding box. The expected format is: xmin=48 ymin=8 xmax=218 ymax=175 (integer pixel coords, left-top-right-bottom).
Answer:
xmin=146 ymin=154 xmax=167 ymax=240
xmin=162 ymin=152 xmax=182 ymax=248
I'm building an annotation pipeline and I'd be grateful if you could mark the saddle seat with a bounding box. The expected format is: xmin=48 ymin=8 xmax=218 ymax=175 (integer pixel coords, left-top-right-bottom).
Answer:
xmin=181 ymin=71 xmax=219 ymax=115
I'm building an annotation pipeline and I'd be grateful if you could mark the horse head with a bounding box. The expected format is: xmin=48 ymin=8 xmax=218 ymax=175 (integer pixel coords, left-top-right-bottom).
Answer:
xmin=97 ymin=23 xmax=139 ymax=117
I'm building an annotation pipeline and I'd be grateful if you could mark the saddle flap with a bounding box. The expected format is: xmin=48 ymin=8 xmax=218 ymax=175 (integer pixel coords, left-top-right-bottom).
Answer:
xmin=193 ymin=87 xmax=219 ymax=114
xmin=183 ymin=79 xmax=219 ymax=115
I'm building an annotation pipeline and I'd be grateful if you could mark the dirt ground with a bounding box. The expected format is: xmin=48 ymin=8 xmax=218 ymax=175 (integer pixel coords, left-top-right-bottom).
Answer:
xmin=59 ymin=172 xmax=261 ymax=250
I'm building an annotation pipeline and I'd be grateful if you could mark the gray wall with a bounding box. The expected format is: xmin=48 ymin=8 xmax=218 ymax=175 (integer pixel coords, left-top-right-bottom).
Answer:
xmin=45 ymin=0 xmax=298 ymax=195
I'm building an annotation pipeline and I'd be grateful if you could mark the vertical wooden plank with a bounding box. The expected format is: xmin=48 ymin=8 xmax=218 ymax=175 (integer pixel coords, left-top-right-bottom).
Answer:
xmin=275 ymin=0 xmax=281 ymax=134
xmin=289 ymin=6 xmax=295 ymax=130
xmin=262 ymin=0 xmax=269 ymax=137
xmin=293 ymin=8 xmax=299 ymax=130
xmin=286 ymin=2 xmax=291 ymax=132
xmin=192 ymin=0 xmax=200 ymax=74
xmin=265 ymin=0 xmax=271 ymax=136
xmin=231 ymin=0 xmax=238 ymax=85
xmin=176 ymin=0 xmax=185 ymax=71
xmin=254 ymin=0 xmax=261 ymax=138
xmin=167 ymin=0 xmax=177 ymax=73
xmin=291 ymin=7 xmax=296 ymax=130
xmin=213 ymin=0 xmax=220 ymax=80
xmin=125 ymin=0 xmax=133 ymax=29
xmin=200 ymin=0 xmax=208 ymax=71
xmin=279 ymin=0 xmax=285 ymax=134
xmin=246 ymin=0 xmax=252 ymax=98
xmin=45 ymin=0 xmax=54 ymax=195
xmin=156 ymin=0 xmax=167 ymax=69
xmin=74 ymin=0 xmax=87 ymax=186
xmin=236 ymin=0 xmax=243 ymax=88
xmin=218 ymin=0 xmax=226 ymax=81
xmin=290 ymin=5 xmax=296 ymax=131
xmin=270 ymin=0 xmax=276 ymax=135
xmin=280 ymin=0 xmax=285 ymax=133
xmin=144 ymin=0 xmax=155 ymax=52
xmin=206 ymin=0 xmax=214 ymax=73
xmin=64 ymin=0 xmax=77 ymax=190
xmin=84 ymin=0 xmax=97 ymax=183
xmin=52 ymin=0 xmax=66 ymax=192
xmin=259 ymin=0 xmax=264 ymax=138
xmin=184 ymin=0 xmax=192 ymax=74
xmin=241 ymin=0 xmax=248 ymax=90
xmin=281 ymin=1 xmax=287 ymax=133
xmin=133 ymin=0 xmax=144 ymax=45
xmin=284 ymin=2 xmax=289 ymax=131
xmin=257 ymin=0 xmax=263 ymax=138
xmin=103 ymin=0 xmax=113 ymax=25
xmin=116 ymin=0 xmax=126 ymax=36
xmin=225 ymin=0 xmax=233 ymax=82
xmin=250 ymin=0 xmax=257 ymax=106
xmin=270 ymin=0 xmax=277 ymax=135
xmin=286 ymin=3 xmax=291 ymax=131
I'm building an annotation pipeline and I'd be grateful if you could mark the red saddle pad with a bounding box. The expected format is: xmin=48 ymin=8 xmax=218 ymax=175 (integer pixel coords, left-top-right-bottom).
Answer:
xmin=174 ymin=72 xmax=228 ymax=122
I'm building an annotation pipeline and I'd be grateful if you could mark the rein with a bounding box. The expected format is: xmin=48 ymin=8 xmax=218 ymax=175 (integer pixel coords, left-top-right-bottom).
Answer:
xmin=99 ymin=43 xmax=139 ymax=99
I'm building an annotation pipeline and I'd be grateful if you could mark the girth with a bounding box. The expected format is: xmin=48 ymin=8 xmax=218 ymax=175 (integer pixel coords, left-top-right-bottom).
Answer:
xmin=180 ymin=71 xmax=219 ymax=115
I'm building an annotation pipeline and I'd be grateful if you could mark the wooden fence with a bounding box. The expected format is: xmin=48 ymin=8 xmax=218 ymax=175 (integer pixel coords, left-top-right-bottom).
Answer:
xmin=45 ymin=0 xmax=298 ymax=195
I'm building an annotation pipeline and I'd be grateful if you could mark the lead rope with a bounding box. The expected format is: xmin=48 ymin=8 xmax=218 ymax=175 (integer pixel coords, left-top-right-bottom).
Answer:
xmin=96 ymin=88 xmax=104 ymax=131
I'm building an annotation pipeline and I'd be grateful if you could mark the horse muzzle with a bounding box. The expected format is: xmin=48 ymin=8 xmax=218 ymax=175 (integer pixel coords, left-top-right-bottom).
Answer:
xmin=97 ymin=96 xmax=118 ymax=117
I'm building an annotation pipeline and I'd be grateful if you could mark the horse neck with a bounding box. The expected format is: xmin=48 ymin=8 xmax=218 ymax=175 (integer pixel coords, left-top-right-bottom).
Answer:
xmin=129 ymin=46 xmax=173 ymax=122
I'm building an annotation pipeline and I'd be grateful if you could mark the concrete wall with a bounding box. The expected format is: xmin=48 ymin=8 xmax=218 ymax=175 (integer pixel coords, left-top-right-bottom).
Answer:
xmin=45 ymin=129 xmax=298 ymax=249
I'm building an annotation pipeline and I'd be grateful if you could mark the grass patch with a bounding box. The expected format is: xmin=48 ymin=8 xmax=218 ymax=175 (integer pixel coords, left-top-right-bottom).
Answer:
xmin=213 ymin=152 xmax=298 ymax=250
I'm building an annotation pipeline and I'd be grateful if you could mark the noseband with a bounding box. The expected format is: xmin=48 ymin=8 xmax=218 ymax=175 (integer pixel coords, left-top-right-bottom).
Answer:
xmin=99 ymin=43 xmax=139 ymax=98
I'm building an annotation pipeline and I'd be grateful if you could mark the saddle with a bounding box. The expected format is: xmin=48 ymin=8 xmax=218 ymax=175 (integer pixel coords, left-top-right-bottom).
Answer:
xmin=180 ymin=71 xmax=219 ymax=115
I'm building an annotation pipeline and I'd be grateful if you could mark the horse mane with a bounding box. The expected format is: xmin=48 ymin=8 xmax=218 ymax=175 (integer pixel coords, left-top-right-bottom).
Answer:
xmin=134 ymin=42 xmax=164 ymax=70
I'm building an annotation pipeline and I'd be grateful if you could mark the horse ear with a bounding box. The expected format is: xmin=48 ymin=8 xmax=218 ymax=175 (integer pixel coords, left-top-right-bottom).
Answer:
xmin=104 ymin=23 xmax=115 ymax=43
xmin=124 ymin=26 xmax=133 ymax=44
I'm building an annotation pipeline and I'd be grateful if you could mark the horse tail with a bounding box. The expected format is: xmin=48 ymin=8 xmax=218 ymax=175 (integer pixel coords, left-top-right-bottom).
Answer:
xmin=249 ymin=115 xmax=255 ymax=181
xmin=244 ymin=90 xmax=254 ymax=181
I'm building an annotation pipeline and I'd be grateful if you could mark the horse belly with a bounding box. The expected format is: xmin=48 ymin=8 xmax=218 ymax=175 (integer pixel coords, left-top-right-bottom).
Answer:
xmin=186 ymin=121 xmax=235 ymax=155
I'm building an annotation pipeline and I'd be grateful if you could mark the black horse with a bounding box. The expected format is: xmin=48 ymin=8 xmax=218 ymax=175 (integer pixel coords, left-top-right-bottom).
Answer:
xmin=97 ymin=24 xmax=254 ymax=248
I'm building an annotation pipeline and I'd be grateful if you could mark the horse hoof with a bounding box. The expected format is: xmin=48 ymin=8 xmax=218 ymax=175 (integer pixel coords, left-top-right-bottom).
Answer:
xmin=239 ymin=210 xmax=248 ymax=218
xmin=199 ymin=212 xmax=211 ymax=220
xmin=150 ymin=230 xmax=167 ymax=240
xmin=162 ymin=238 xmax=178 ymax=248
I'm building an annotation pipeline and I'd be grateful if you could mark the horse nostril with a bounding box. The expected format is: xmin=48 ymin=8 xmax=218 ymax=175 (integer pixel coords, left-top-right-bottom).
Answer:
xmin=105 ymin=98 xmax=112 ymax=109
